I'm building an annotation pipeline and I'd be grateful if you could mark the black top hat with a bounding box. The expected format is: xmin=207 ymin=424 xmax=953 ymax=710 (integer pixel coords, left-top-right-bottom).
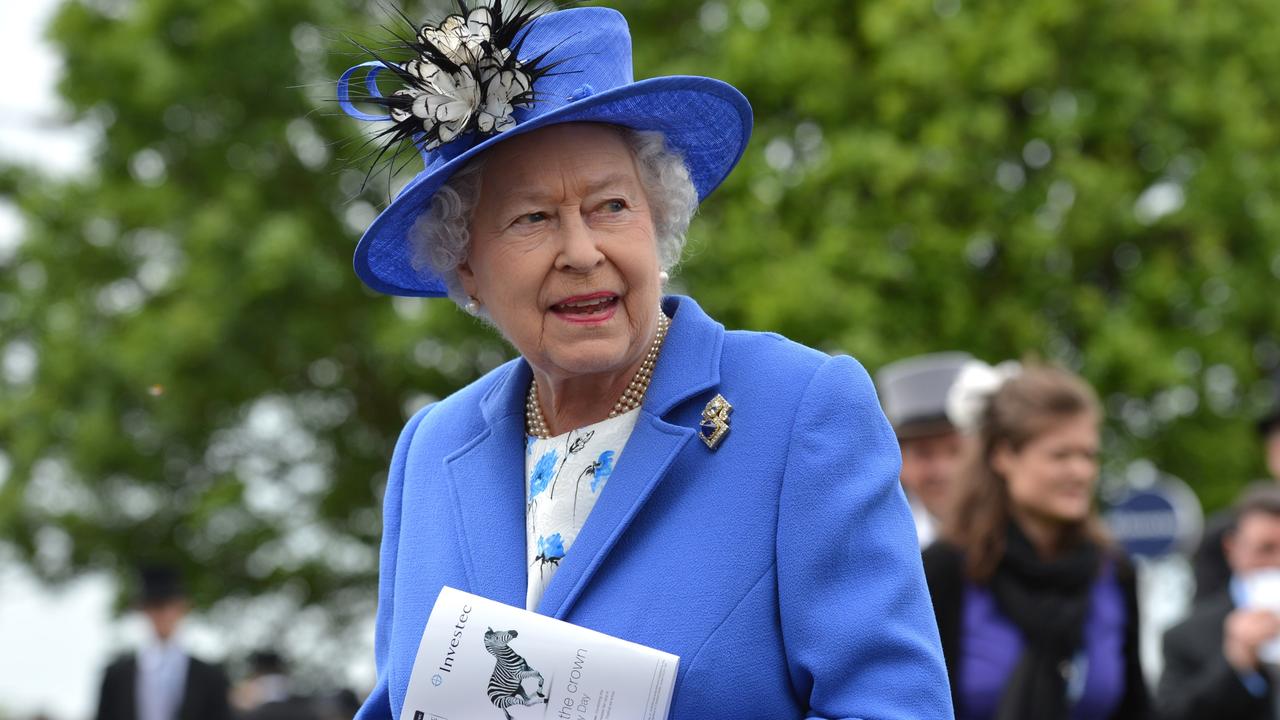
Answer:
xmin=1260 ymin=404 xmax=1280 ymax=437
xmin=1259 ymin=371 xmax=1280 ymax=437
xmin=248 ymin=650 xmax=287 ymax=676
xmin=137 ymin=565 xmax=187 ymax=606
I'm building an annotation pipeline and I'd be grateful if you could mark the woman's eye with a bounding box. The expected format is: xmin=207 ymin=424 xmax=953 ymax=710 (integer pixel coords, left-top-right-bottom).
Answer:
xmin=516 ymin=211 xmax=547 ymax=225
xmin=603 ymin=199 xmax=626 ymax=213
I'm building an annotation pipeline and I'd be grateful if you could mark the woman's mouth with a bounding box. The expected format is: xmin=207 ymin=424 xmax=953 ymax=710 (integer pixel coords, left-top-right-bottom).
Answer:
xmin=552 ymin=294 xmax=618 ymax=315
xmin=550 ymin=293 xmax=619 ymax=324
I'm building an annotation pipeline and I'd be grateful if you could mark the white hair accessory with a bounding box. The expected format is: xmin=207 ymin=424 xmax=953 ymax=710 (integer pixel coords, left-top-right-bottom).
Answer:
xmin=945 ymin=359 xmax=1022 ymax=433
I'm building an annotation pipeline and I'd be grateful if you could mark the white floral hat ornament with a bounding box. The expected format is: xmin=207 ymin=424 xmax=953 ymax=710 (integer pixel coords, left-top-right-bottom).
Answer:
xmin=338 ymin=1 xmax=753 ymax=297
xmin=344 ymin=2 xmax=556 ymax=154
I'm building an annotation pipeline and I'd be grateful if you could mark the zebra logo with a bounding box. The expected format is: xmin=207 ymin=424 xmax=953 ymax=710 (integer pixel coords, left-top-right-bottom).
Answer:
xmin=483 ymin=627 xmax=549 ymax=719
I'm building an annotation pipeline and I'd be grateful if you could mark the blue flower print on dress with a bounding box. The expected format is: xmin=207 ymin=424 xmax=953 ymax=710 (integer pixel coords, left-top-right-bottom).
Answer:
xmin=592 ymin=450 xmax=615 ymax=493
xmin=537 ymin=533 xmax=566 ymax=562
xmin=526 ymin=434 xmax=536 ymax=456
xmin=529 ymin=449 xmax=558 ymax=500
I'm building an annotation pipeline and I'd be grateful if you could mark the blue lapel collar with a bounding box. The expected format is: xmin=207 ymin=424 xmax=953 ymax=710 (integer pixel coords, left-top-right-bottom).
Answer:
xmin=442 ymin=359 xmax=531 ymax=609
xmin=442 ymin=296 xmax=725 ymax=616
xmin=536 ymin=295 xmax=725 ymax=618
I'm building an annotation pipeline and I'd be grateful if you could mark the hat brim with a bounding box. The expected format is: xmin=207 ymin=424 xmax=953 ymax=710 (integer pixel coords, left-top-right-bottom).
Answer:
xmin=353 ymin=75 xmax=753 ymax=297
xmin=894 ymin=416 xmax=959 ymax=441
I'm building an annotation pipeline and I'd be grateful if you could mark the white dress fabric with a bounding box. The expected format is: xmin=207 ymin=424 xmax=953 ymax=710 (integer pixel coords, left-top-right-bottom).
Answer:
xmin=524 ymin=408 xmax=640 ymax=611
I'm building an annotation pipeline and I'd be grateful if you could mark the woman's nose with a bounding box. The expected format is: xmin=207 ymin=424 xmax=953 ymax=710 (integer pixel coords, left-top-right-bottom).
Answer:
xmin=554 ymin=209 xmax=605 ymax=272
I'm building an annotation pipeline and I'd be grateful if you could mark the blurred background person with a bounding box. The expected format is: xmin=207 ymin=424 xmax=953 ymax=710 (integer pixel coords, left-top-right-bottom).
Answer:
xmin=231 ymin=651 xmax=285 ymax=714
xmin=1158 ymin=485 xmax=1280 ymax=720
xmin=876 ymin=352 xmax=971 ymax=547
xmin=923 ymin=363 xmax=1149 ymax=720
xmin=232 ymin=650 xmax=321 ymax=720
xmin=1193 ymin=374 xmax=1280 ymax=601
xmin=94 ymin=566 xmax=232 ymax=720
xmin=311 ymin=689 xmax=360 ymax=720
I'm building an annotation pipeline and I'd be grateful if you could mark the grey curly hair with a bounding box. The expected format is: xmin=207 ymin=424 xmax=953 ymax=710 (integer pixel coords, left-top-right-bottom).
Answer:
xmin=409 ymin=128 xmax=699 ymax=306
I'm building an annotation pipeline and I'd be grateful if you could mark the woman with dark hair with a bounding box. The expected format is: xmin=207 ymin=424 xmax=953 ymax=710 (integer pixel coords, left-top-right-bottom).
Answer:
xmin=923 ymin=363 xmax=1149 ymax=720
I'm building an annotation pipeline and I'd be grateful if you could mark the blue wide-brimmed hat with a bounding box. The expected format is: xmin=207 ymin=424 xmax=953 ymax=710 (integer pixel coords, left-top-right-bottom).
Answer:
xmin=338 ymin=4 xmax=753 ymax=297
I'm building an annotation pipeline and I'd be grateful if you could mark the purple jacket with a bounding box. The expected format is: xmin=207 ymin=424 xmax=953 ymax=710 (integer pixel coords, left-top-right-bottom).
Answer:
xmin=922 ymin=541 xmax=1150 ymax=720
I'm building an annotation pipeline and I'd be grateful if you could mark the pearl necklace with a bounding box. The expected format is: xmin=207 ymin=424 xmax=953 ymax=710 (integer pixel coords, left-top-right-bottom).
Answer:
xmin=525 ymin=311 xmax=671 ymax=438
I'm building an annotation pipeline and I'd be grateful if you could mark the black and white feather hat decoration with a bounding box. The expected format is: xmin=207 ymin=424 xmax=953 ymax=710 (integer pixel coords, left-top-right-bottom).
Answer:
xmin=350 ymin=1 xmax=559 ymax=157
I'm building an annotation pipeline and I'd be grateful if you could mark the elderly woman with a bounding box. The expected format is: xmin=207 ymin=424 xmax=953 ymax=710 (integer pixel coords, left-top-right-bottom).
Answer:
xmin=338 ymin=4 xmax=950 ymax=719
xmin=923 ymin=363 xmax=1149 ymax=720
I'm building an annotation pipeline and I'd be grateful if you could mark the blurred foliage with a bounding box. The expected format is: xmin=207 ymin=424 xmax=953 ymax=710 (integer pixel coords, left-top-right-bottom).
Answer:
xmin=1 ymin=0 xmax=1279 ymax=682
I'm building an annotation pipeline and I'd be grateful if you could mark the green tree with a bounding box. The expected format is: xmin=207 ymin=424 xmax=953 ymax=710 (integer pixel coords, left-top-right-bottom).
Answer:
xmin=2 ymin=0 xmax=1279 ymax=684
xmin=622 ymin=0 xmax=1280 ymax=508
xmin=0 ymin=0 xmax=509 ymax=681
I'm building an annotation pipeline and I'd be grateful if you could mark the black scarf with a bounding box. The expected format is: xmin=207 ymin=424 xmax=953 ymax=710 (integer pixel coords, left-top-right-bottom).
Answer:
xmin=989 ymin=521 xmax=1100 ymax=720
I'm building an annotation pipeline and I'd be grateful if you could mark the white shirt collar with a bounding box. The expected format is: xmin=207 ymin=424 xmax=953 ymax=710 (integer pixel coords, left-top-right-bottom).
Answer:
xmin=908 ymin=493 xmax=938 ymax=548
xmin=136 ymin=640 xmax=190 ymax=720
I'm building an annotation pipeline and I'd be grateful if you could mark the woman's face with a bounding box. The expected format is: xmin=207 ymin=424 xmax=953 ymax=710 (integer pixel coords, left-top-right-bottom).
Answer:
xmin=995 ymin=413 xmax=1100 ymax=527
xmin=458 ymin=123 xmax=662 ymax=385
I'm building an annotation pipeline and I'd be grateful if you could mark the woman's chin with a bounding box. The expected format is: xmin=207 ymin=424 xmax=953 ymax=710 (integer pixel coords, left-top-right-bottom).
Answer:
xmin=1046 ymin=502 xmax=1092 ymax=527
xmin=542 ymin=348 xmax=634 ymax=379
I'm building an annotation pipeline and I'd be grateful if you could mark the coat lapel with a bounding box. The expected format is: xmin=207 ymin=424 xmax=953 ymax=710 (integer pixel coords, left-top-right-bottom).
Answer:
xmin=536 ymin=295 xmax=725 ymax=618
xmin=123 ymin=655 xmax=138 ymax=720
xmin=443 ymin=360 xmax=532 ymax=609
xmin=176 ymin=659 xmax=198 ymax=720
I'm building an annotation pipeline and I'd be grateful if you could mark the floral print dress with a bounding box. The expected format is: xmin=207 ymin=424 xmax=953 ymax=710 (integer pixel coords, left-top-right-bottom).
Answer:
xmin=524 ymin=408 xmax=640 ymax=611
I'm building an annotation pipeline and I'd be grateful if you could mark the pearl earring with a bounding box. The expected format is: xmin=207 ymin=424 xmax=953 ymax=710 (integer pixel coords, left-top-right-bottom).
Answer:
xmin=464 ymin=296 xmax=481 ymax=315
xmin=658 ymin=270 xmax=670 ymax=284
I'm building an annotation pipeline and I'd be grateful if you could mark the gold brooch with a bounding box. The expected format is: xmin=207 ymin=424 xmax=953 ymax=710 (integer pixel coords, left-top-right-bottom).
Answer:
xmin=700 ymin=394 xmax=732 ymax=449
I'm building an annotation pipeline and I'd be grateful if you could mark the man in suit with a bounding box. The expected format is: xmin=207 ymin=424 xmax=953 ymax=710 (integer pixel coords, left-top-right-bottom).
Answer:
xmin=95 ymin=566 xmax=232 ymax=720
xmin=1159 ymin=485 xmax=1280 ymax=720
xmin=1193 ymin=375 xmax=1280 ymax=600
xmin=875 ymin=352 xmax=971 ymax=548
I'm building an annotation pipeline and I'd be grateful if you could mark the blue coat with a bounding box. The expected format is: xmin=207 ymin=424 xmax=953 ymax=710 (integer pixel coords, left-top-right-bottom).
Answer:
xmin=356 ymin=295 xmax=952 ymax=719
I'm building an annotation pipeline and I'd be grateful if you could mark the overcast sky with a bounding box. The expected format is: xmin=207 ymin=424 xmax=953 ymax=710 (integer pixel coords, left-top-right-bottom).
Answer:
xmin=0 ymin=1 xmax=93 ymax=176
